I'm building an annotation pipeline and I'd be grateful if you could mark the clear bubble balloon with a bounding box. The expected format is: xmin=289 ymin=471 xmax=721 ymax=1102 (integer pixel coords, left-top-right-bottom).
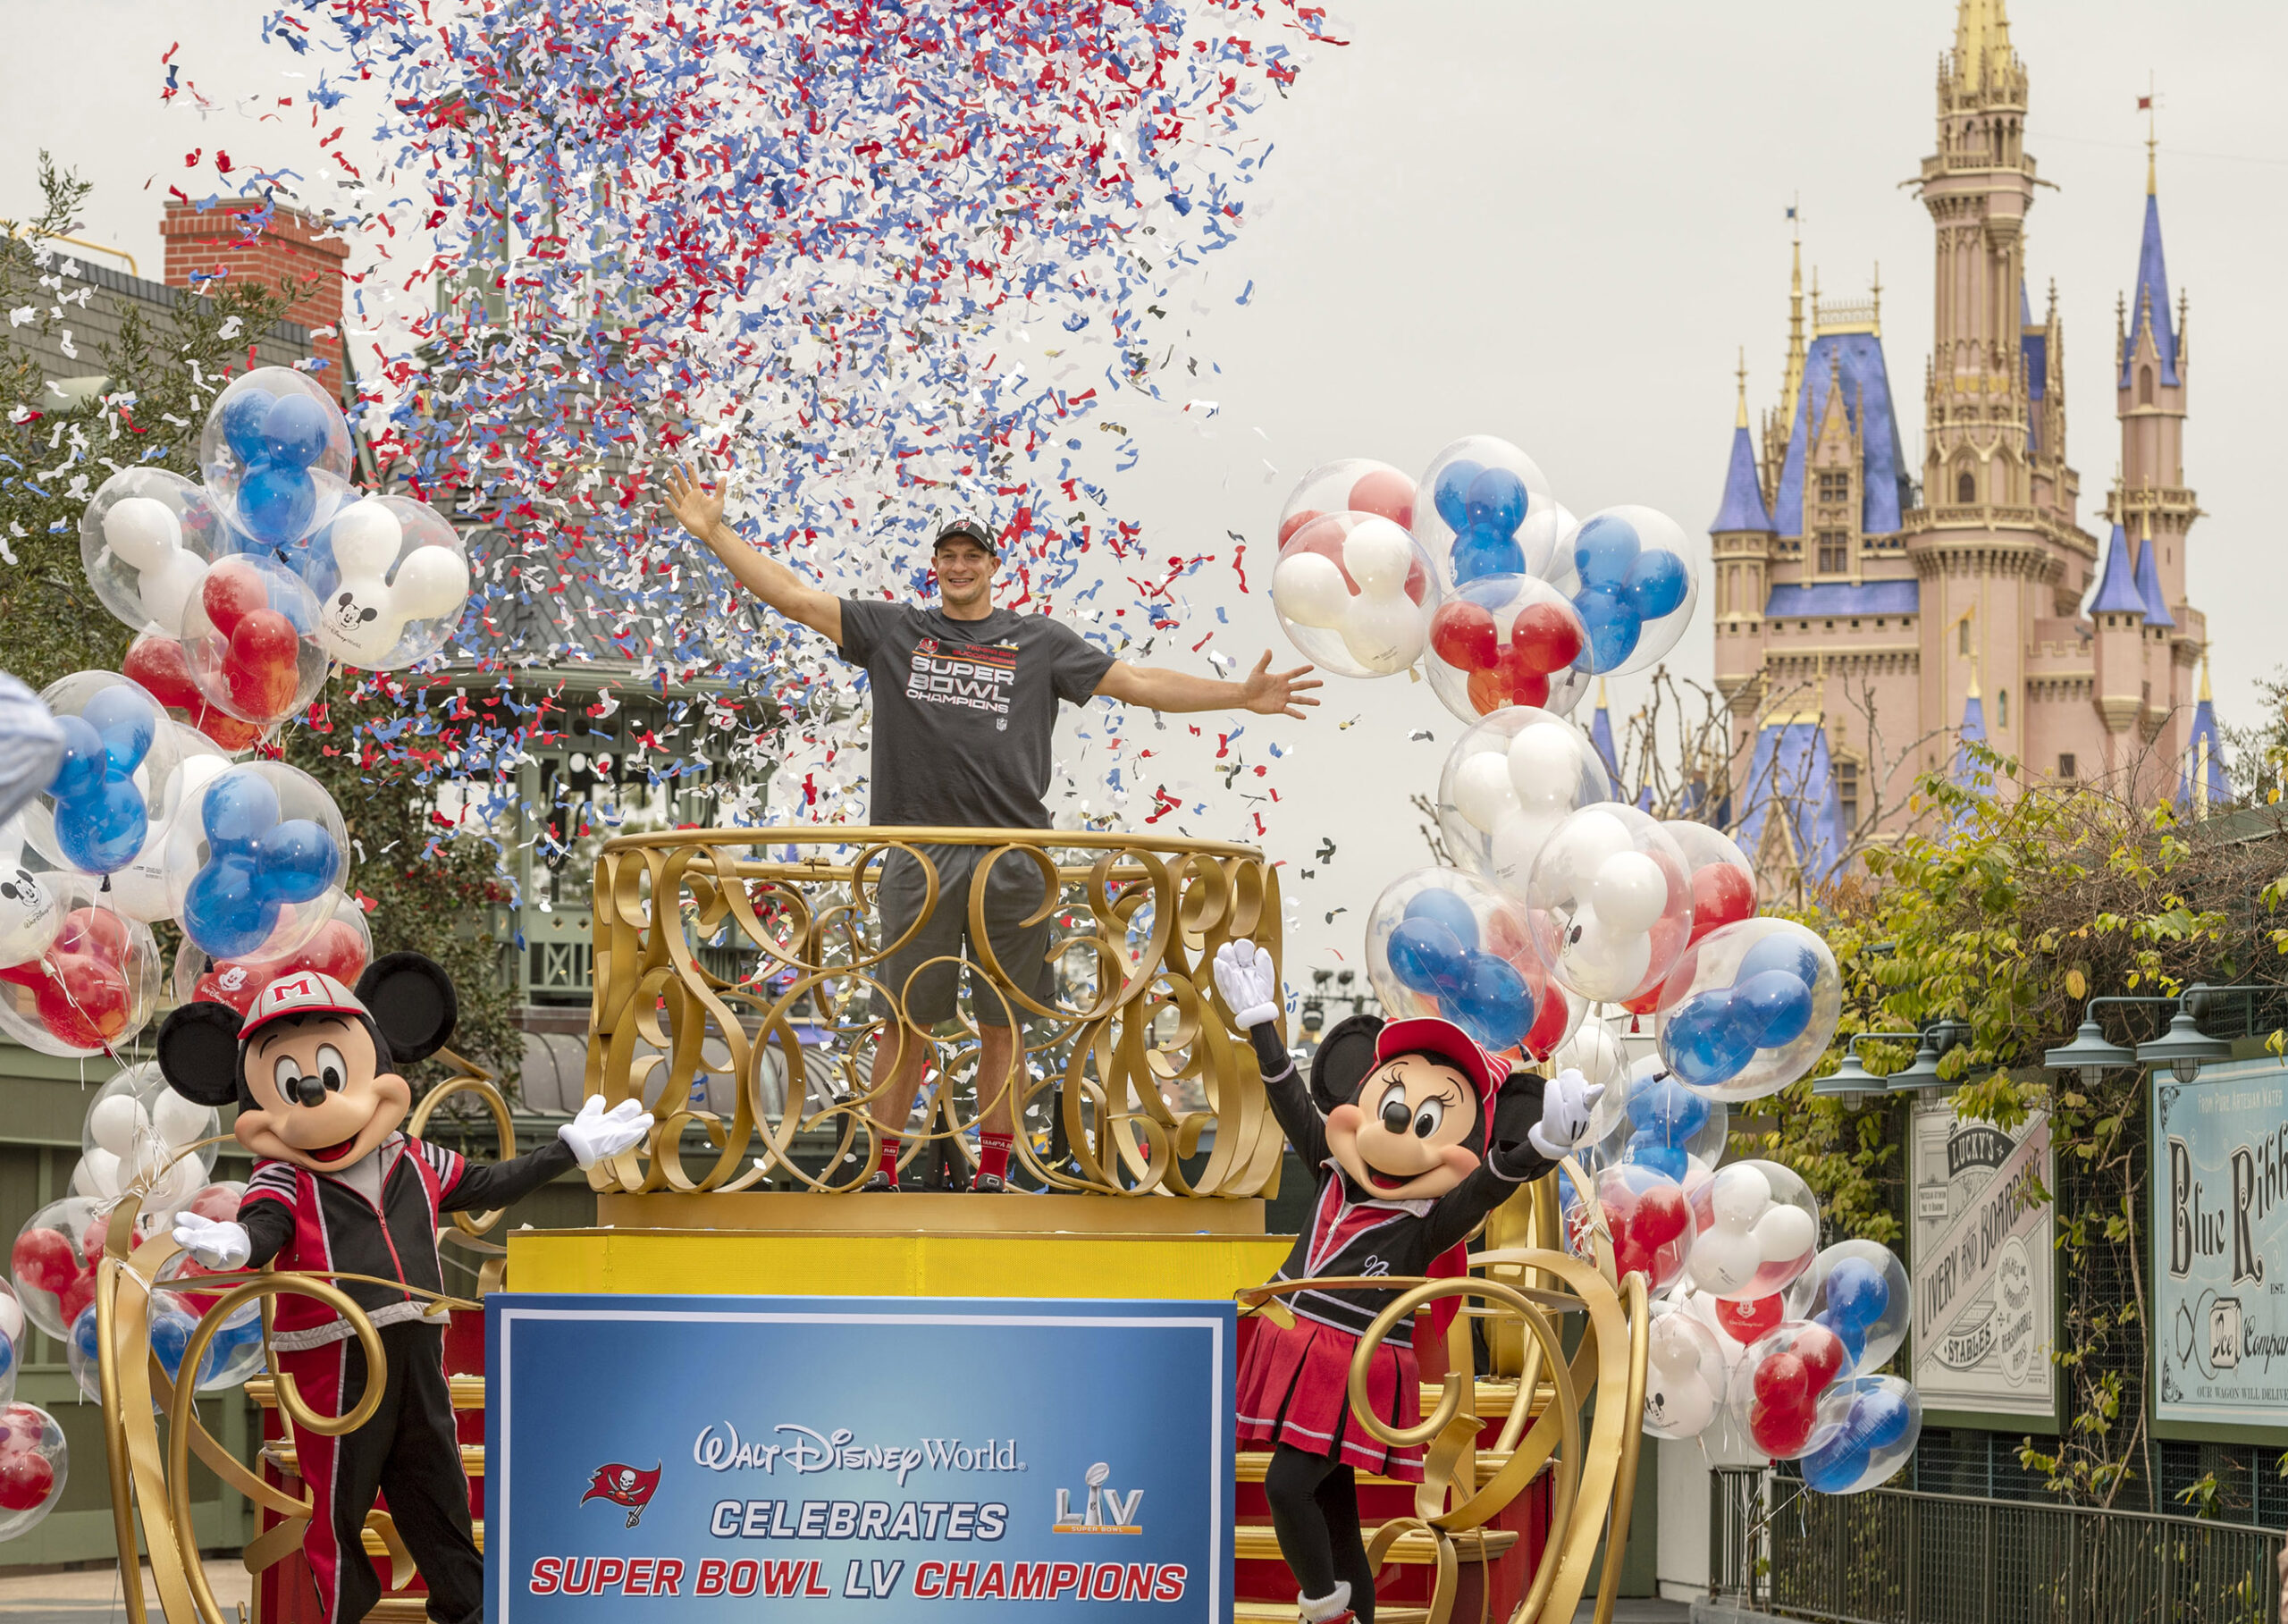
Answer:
xmin=1364 ymin=866 xmax=1576 ymax=1058
xmin=78 ymin=469 xmax=229 ymax=638
xmin=80 ymin=1060 xmax=220 ymax=1194
xmin=1278 ymin=458 xmax=1417 ymax=541
xmin=1591 ymin=1055 xmax=1729 ymax=1184
xmin=1436 ymin=708 xmax=1611 ymax=901
xmin=1526 ymin=804 xmax=1693 ymax=1004
xmin=0 ymin=875 xmax=161 ymax=1058
xmin=152 ymin=1256 xmax=266 ymax=1393
xmin=1797 ymin=1374 xmax=1921 ymax=1495
xmin=1424 ymin=574 xmax=1592 ymax=722
xmin=199 ymin=366 xmax=355 ymax=551
xmin=1657 ymin=918 xmax=1841 ymax=1100
xmin=1685 ymin=1158 xmax=1820 ymax=1301
xmin=1644 ymin=1304 xmax=1729 ymax=1439
xmin=8 ymin=1196 xmax=109 ymax=1341
xmin=1569 ymin=1161 xmax=1695 ymax=1294
xmin=173 ymin=887 xmax=373 ymax=1014
xmin=178 ymin=555 xmax=330 ymax=728
xmin=122 ymin=632 xmax=265 ymax=755
xmin=24 ymin=671 xmax=176 ymax=876
xmin=1786 ymin=1240 xmax=1911 ymax=1377
xmin=1729 ymin=1319 xmax=1852 ymax=1461
xmin=305 ymin=497 xmax=472 ymax=669
xmin=1412 ymin=436 xmax=1562 ymax=587
xmin=1270 ymin=512 xmax=1441 ymax=677
xmin=0 ymin=1402 xmax=68 ymax=1540
xmin=175 ymin=762 xmax=349 ymax=962
xmin=1544 ymin=505 xmax=1699 ymax=677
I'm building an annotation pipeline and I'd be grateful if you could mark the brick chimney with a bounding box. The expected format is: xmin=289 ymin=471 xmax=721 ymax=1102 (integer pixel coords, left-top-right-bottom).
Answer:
xmin=161 ymin=199 xmax=349 ymax=372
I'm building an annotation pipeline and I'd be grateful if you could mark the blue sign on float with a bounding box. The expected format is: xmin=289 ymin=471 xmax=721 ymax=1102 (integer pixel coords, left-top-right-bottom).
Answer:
xmin=485 ymin=1295 xmax=1235 ymax=1620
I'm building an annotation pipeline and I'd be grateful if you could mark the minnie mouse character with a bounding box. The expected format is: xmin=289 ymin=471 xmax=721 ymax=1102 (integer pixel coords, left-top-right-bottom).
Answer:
xmin=158 ymin=953 xmax=652 ymax=1624
xmin=1213 ymin=940 xmax=1598 ymax=1624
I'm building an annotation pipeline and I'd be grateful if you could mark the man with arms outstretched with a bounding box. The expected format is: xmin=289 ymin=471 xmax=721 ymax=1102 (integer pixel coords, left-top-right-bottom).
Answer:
xmin=660 ymin=463 xmax=1317 ymax=1191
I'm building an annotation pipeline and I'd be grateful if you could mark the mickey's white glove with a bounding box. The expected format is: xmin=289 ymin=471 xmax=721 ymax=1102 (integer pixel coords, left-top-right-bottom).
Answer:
xmin=1213 ymin=940 xmax=1281 ymax=1031
xmin=1529 ymin=1067 xmax=1603 ymax=1160
xmin=172 ymin=1213 xmax=250 ymax=1271
xmin=559 ymin=1096 xmax=655 ymax=1169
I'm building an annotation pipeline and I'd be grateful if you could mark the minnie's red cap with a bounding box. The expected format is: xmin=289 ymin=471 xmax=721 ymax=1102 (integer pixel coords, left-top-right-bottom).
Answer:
xmin=1374 ymin=1016 xmax=1511 ymax=1103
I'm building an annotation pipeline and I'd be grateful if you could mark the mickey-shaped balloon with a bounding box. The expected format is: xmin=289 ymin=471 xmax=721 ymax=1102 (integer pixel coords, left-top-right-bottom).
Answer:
xmin=178 ymin=763 xmax=347 ymax=961
xmin=1424 ymin=574 xmax=1591 ymax=721
xmin=1729 ymin=1319 xmax=1850 ymax=1460
xmin=1785 ymin=1239 xmax=1912 ymax=1377
xmin=1797 ymin=1375 xmax=1920 ymax=1494
xmin=1643 ymin=1308 xmax=1728 ymax=1440
xmin=78 ymin=469 xmax=224 ymax=639
xmin=1368 ymin=867 xmax=1566 ymax=1056
xmin=1411 ymin=435 xmax=1561 ymax=588
xmin=122 ymin=633 xmax=262 ymax=753
xmin=1684 ymin=1159 xmax=1821 ymax=1300
xmin=1270 ymin=512 xmax=1440 ymax=678
xmin=1590 ymin=1056 xmax=1728 ymax=1184
xmin=1658 ymin=919 xmax=1842 ymax=1101
xmin=181 ymin=557 xmax=324 ymax=726
xmin=200 ymin=368 xmax=353 ymax=550
xmin=42 ymin=681 xmax=160 ymax=874
xmin=312 ymin=498 xmax=472 ymax=669
xmin=0 ymin=880 xmax=160 ymax=1057
xmin=1548 ymin=505 xmax=1699 ymax=676
xmin=157 ymin=953 xmax=654 ymax=1624
xmin=0 ymin=1402 xmax=66 ymax=1539
xmin=1579 ymin=1161 xmax=1696 ymax=1291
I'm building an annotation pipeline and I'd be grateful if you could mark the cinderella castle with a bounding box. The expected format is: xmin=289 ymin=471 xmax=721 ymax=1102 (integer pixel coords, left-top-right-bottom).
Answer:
xmin=1712 ymin=0 xmax=2229 ymax=893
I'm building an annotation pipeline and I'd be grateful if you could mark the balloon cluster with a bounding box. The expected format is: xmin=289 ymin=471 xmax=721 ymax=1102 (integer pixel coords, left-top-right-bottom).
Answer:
xmin=1270 ymin=514 xmax=1441 ymax=678
xmin=1659 ymin=921 xmax=1840 ymax=1099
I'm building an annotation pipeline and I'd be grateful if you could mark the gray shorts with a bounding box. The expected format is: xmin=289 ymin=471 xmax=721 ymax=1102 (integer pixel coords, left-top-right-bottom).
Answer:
xmin=871 ymin=846 xmax=1056 ymax=1029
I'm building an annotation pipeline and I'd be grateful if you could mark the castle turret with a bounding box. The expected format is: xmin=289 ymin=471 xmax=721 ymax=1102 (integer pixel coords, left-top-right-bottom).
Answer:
xmin=1712 ymin=357 xmax=1777 ymax=725
xmin=2089 ymin=517 xmax=2145 ymax=770
xmin=2177 ymin=655 xmax=2231 ymax=816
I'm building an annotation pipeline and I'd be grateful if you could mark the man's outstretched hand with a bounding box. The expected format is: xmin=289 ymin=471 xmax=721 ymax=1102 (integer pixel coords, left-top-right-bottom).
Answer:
xmin=658 ymin=460 xmax=727 ymax=542
xmin=1238 ymin=651 xmax=1321 ymax=719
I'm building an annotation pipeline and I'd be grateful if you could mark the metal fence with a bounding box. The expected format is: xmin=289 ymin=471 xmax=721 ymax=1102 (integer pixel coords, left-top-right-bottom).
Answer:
xmin=1712 ymin=1475 xmax=2283 ymax=1624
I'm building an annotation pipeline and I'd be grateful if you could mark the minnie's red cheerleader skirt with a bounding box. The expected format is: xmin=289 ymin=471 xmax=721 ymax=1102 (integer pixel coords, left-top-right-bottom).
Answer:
xmin=1236 ymin=1312 xmax=1424 ymax=1481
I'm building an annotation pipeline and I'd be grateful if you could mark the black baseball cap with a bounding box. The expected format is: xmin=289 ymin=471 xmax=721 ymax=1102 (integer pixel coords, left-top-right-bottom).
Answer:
xmin=933 ymin=516 xmax=998 ymax=556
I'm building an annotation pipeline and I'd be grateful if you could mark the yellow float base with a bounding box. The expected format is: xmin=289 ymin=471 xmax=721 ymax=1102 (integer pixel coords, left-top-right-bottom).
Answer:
xmin=509 ymin=1193 xmax=1292 ymax=1300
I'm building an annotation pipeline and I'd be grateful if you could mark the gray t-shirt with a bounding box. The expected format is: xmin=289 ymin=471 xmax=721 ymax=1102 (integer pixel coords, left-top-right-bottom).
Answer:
xmin=837 ymin=601 xmax=1115 ymax=829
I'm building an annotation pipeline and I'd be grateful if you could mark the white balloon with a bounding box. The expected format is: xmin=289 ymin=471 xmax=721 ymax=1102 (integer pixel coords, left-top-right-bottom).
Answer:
xmin=328 ymin=501 xmax=404 ymax=574
xmin=1710 ymin=1163 xmax=1773 ymax=1228
xmin=1452 ymin=753 xmax=1521 ymax=832
xmin=1339 ymin=593 xmax=1427 ymax=674
xmin=1341 ymin=517 xmax=1414 ymax=593
xmin=1273 ymin=551 xmax=1352 ymax=630
xmin=1753 ymin=1203 xmax=1817 ymax=1263
xmin=1488 ymin=808 xmax=1563 ymax=888
xmin=0 ymin=863 xmax=59 ymax=966
xmin=104 ymin=497 xmax=181 ymax=569
xmin=87 ymin=1095 xmax=149 ymax=1157
xmin=0 ymin=1291 xmax=22 ymax=1349
xmin=390 ymin=545 xmax=471 ymax=620
xmin=152 ymin=1090 xmax=214 ymax=1149
xmin=72 ymin=1149 xmax=122 ymax=1200
xmin=1554 ymin=905 xmax=1653 ymax=1001
xmin=1591 ymin=850 xmax=1668 ymax=935
xmin=140 ymin=550 xmax=208 ymax=637
xmin=1546 ymin=806 xmax=1634 ymax=879
xmin=1688 ymin=1227 xmax=1762 ymax=1295
xmin=1508 ymin=723 xmax=1588 ymax=804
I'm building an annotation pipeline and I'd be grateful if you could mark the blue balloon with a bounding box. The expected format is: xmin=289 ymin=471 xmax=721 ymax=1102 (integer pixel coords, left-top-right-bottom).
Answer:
xmin=183 ymin=773 xmax=336 ymax=958
xmin=1573 ymin=513 xmax=1641 ymax=585
xmin=46 ymin=704 xmax=152 ymax=875
xmin=1573 ymin=585 xmax=1643 ymax=671
xmin=1666 ymin=990 xmax=1758 ymax=1089
xmin=1849 ymin=1387 xmax=1914 ymax=1452
xmin=1387 ymin=919 xmax=1468 ymax=997
xmin=1737 ymin=933 xmax=1821 ymax=988
xmin=206 ymin=771 xmax=282 ymax=845
xmin=1625 ymin=1132 xmax=1687 ymax=1182
xmin=253 ymin=819 xmax=339 ymax=903
xmin=237 ymin=462 xmax=317 ymax=545
xmin=1800 ymin=1436 xmax=1873 ymax=1494
xmin=1433 ymin=459 xmax=1485 ymax=531
xmin=218 ymin=387 xmax=276 ymax=466
xmin=1623 ymin=547 xmax=1689 ymax=619
xmin=261 ymin=392 xmax=332 ymax=470
xmin=149 ymin=1308 xmax=200 ymax=1384
xmin=0 ymin=1334 xmax=13 ymax=1384
xmin=1464 ymin=467 xmax=1527 ymax=537
xmin=1824 ymin=1257 xmax=1890 ymax=1332
xmin=1813 ymin=1308 xmax=1870 ymax=1367
xmin=1632 ymin=1075 xmax=1711 ymax=1141
xmin=1449 ymin=949 xmax=1531 ymax=1051
xmin=70 ymin=1306 xmax=101 ymax=1365
xmin=1449 ymin=526 xmax=1526 ymax=585
xmin=1733 ymin=968 xmax=1814 ymax=1049
xmin=184 ymin=854 xmax=269 ymax=959
xmin=1402 ymin=888 xmax=1481 ymax=953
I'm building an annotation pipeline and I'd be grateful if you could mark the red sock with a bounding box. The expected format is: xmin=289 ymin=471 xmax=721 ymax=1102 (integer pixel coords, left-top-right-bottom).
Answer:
xmin=875 ymin=1135 xmax=902 ymax=1186
xmin=978 ymin=1132 xmax=1013 ymax=1183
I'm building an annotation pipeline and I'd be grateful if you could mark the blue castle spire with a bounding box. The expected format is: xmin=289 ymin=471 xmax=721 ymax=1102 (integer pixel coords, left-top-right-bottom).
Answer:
xmin=2089 ymin=523 xmax=2144 ymax=615
xmin=1712 ymin=362 xmax=1774 ymax=534
xmin=2132 ymin=519 xmax=2176 ymax=627
xmin=2177 ymin=658 xmax=2232 ymax=812
xmin=2120 ymin=178 xmax=2179 ymax=390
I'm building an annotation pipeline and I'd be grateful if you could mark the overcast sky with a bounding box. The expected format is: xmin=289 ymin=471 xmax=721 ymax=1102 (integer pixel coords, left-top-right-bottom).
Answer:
xmin=5 ymin=1 xmax=2280 ymax=977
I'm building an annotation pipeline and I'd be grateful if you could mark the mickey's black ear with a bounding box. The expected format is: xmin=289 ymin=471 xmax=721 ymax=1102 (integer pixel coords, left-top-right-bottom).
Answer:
xmin=1491 ymin=1070 xmax=1548 ymax=1152
xmin=156 ymin=1003 xmax=246 ymax=1108
xmin=1308 ymin=1014 xmax=1385 ymax=1115
xmin=355 ymin=952 xmax=458 ymax=1065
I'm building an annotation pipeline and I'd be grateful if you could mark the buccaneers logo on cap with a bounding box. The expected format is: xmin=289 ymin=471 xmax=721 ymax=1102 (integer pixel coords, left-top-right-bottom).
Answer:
xmin=581 ymin=1461 xmax=663 ymax=1527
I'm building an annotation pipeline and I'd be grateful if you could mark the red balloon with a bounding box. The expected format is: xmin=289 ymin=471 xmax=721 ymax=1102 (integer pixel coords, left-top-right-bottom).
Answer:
xmin=10 ymin=1229 xmax=79 ymax=1297
xmin=186 ymin=1185 xmax=241 ymax=1224
xmin=0 ymin=909 xmax=134 ymax=1049
xmin=200 ymin=559 xmax=267 ymax=637
xmin=1716 ymin=1294 xmax=1785 ymax=1344
xmin=1795 ymin=1323 xmax=1847 ymax=1392
xmin=124 ymin=633 xmax=261 ymax=752
xmin=197 ymin=920 xmax=370 ymax=1014
xmin=1429 ymin=602 xmax=1500 ymax=672
xmin=1464 ymin=667 xmax=1510 ymax=716
xmin=0 ymin=1446 xmax=55 ymax=1513
xmin=1635 ymin=1183 xmax=1691 ymax=1249
xmin=224 ymin=609 xmax=303 ymax=718
xmin=1348 ymin=468 xmax=1415 ymax=530
xmin=1498 ymin=655 xmax=1552 ymax=710
xmin=1522 ymin=981 xmax=1569 ymax=1059
xmin=1689 ymin=864 xmax=1756 ymax=944
xmin=1750 ymin=1393 xmax=1818 ymax=1458
xmin=1277 ymin=509 xmax=1325 ymax=547
xmin=59 ymin=1274 xmax=97 ymax=1327
xmin=1753 ymin=1350 xmax=1813 ymax=1409
xmin=1510 ymin=602 xmax=1585 ymax=674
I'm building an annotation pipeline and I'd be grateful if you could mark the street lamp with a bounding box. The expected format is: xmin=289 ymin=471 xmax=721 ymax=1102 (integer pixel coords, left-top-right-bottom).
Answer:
xmin=2134 ymin=1004 xmax=2233 ymax=1081
xmin=1812 ymin=1031 xmax=1922 ymax=1101
xmin=1883 ymin=1036 xmax=1950 ymax=1094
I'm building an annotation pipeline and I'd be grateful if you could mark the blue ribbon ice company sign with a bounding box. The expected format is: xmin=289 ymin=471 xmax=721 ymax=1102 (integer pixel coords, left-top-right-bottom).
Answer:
xmin=485 ymin=1295 xmax=1234 ymax=1619
xmin=2152 ymin=1057 xmax=2288 ymax=1436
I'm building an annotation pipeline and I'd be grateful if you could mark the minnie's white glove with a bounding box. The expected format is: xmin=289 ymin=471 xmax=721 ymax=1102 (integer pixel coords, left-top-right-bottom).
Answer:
xmin=172 ymin=1212 xmax=251 ymax=1271
xmin=1529 ymin=1067 xmax=1603 ymax=1160
xmin=559 ymin=1096 xmax=655 ymax=1168
xmin=1213 ymin=940 xmax=1281 ymax=1031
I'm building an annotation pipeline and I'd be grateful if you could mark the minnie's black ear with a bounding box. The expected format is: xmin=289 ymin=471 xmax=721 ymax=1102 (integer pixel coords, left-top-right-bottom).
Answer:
xmin=1308 ymin=1014 xmax=1385 ymax=1115
xmin=156 ymin=1003 xmax=247 ymax=1108
xmin=355 ymin=952 xmax=458 ymax=1065
xmin=1491 ymin=1069 xmax=1549 ymax=1153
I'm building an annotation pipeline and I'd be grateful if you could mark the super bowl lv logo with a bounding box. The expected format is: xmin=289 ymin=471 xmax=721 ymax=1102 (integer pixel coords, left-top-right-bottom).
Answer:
xmin=583 ymin=1461 xmax=663 ymax=1527
xmin=1053 ymin=1461 xmax=1142 ymax=1535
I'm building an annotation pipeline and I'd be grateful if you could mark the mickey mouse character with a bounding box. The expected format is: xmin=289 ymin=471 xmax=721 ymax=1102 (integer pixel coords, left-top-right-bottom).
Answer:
xmin=1213 ymin=940 xmax=1598 ymax=1624
xmin=158 ymin=953 xmax=652 ymax=1624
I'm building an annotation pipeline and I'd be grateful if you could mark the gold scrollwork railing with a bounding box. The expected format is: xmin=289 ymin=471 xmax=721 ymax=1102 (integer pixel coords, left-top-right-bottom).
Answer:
xmin=582 ymin=826 xmax=1284 ymax=1198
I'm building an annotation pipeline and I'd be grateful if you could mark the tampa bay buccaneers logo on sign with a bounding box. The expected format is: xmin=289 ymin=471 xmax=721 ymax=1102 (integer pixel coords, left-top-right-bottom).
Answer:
xmin=581 ymin=1462 xmax=663 ymax=1527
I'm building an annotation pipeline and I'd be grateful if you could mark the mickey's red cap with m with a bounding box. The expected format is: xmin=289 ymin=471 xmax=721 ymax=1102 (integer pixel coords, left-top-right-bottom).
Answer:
xmin=240 ymin=971 xmax=368 ymax=1039
xmin=1374 ymin=1016 xmax=1512 ymax=1104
